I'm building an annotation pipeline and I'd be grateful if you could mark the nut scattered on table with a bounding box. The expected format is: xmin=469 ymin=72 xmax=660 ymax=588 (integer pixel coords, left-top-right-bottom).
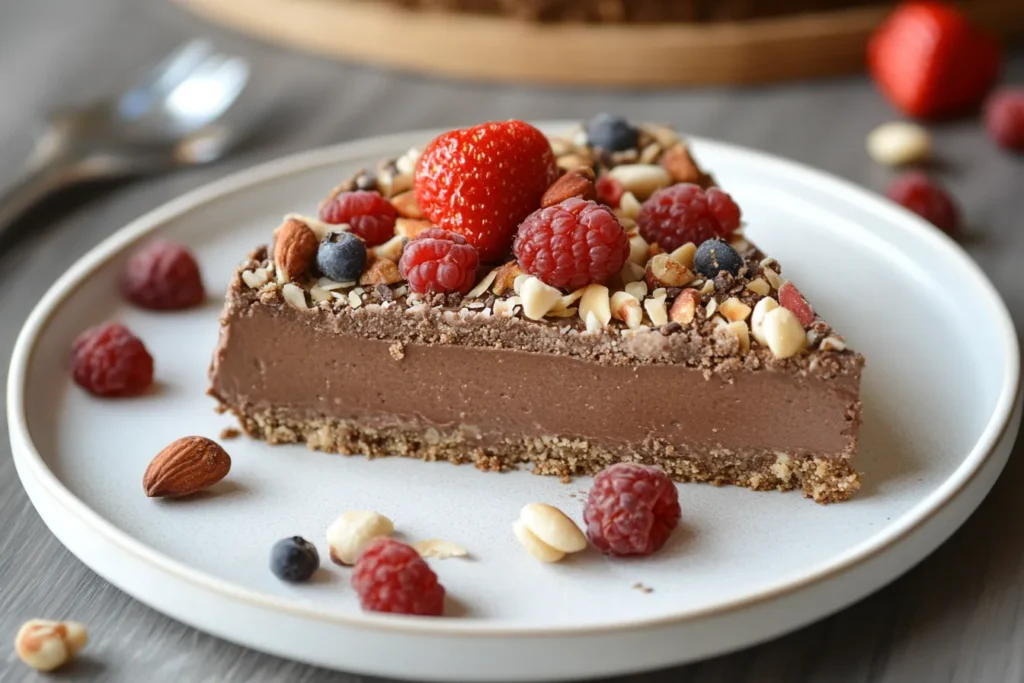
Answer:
xmin=143 ymin=436 xmax=231 ymax=498
xmin=513 ymin=503 xmax=587 ymax=563
xmin=14 ymin=619 xmax=88 ymax=672
xmin=326 ymin=510 xmax=394 ymax=565
xmin=866 ymin=121 xmax=932 ymax=166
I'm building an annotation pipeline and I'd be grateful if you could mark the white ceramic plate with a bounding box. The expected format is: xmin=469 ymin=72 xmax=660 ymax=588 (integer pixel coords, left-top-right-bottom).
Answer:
xmin=9 ymin=125 xmax=1021 ymax=681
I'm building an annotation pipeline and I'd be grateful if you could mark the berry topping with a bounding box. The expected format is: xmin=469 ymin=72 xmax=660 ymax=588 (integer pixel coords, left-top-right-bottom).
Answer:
xmin=351 ymin=537 xmax=445 ymax=616
xmin=319 ymin=191 xmax=397 ymax=247
xmin=585 ymin=113 xmax=640 ymax=152
xmin=513 ymin=198 xmax=629 ymax=290
xmin=595 ymin=175 xmax=624 ymax=209
xmin=985 ymin=89 xmax=1024 ymax=152
xmin=270 ymin=537 xmax=320 ymax=583
xmin=868 ymin=2 xmax=1001 ymax=119
xmin=694 ymin=239 xmax=744 ymax=279
xmin=415 ymin=120 xmax=558 ymax=262
xmin=71 ymin=322 xmax=154 ymax=397
xmin=637 ymin=183 xmax=741 ymax=252
xmin=121 ymin=239 xmax=204 ymax=310
xmin=778 ymin=282 xmax=815 ymax=326
xmin=583 ymin=463 xmax=681 ymax=557
xmin=885 ymin=172 xmax=959 ymax=233
xmin=399 ymin=228 xmax=480 ymax=295
xmin=317 ymin=231 xmax=367 ymax=282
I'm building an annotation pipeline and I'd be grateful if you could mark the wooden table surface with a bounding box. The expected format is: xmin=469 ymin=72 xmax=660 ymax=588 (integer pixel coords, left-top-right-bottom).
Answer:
xmin=1 ymin=1 xmax=1022 ymax=681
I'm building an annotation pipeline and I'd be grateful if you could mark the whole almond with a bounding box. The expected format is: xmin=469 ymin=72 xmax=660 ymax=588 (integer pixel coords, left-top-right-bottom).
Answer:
xmin=143 ymin=436 xmax=231 ymax=498
xmin=273 ymin=219 xmax=318 ymax=281
xmin=541 ymin=167 xmax=597 ymax=208
xmin=660 ymin=143 xmax=702 ymax=185
xmin=390 ymin=190 xmax=425 ymax=219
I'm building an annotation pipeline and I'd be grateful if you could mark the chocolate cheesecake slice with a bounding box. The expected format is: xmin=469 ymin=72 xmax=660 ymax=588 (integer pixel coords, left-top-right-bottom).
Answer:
xmin=208 ymin=119 xmax=864 ymax=503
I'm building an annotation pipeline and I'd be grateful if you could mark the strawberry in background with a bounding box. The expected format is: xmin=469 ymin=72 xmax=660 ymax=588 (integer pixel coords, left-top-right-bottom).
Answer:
xmin=868 ymin=1 xmax=1002 ymax=120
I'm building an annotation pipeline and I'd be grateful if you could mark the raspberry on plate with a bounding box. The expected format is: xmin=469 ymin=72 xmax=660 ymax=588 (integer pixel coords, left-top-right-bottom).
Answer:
xmin=351 ymin=537 xmax=445 ymax=616
xmin=885 ymin=172 xmax=959 ymax=233
xmin=637 ymin=183 xmax=742 ymax=252
xmin=121 ymin=239 xmax=204 ymax=310
xmin=415 ymin=120 xmax=558 ymax=262
xmin=398 ymin=228 xmax=480 ymax=295
xmin=513 ymin=197 xmax=629 ymax=290
xmin=72 ymin=322 xmax=154 ymax=397
xmin=985 ymin=89 xmax=1024 ymax=152
xmin=583 ymin=462 xmax=681 ymax=557
xmin=319 ymin=190 xmax=398 ymax=247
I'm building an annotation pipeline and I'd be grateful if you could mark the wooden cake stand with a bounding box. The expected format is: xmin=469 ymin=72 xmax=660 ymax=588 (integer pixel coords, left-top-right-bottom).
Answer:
xmin=178 ymin=0 xmax=1024 ymax=86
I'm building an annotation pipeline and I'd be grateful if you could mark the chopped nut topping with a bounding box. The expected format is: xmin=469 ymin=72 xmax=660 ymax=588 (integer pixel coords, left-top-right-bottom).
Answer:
xmin=669 ymin=288 xmax=700 ymax=324
xmin=492 ymin=261 xmax=526 ymax=295
xmin=607 ymin=164 xmax=671 ymax=200
xmin=624 ymin=281 xmax=648 ymax=300
xmin=579 ymin=284 xmax=612 ymax=327
xmin=667 ymin=242 xmax=697 ymax=270
xmin=761 ymin=307 xmax=807 ymax=358
xmin=360 ymin=258 xmax=402 ymax=286
xmin=746 ymin=278 xmax=771 ymax=296
xmin=282 ymin=283 xmax=308 ymax=310
xmin=820 ymin=336 xmax=847 ymax=352
xmin=348 ymin=291 xmax=363 ymax=309
xmin=719 ymin=296 xmax=752 ymax=322
xmin=705 ymin=297 xmax=718 ymax=318
xmin=395 ymin=217 xmax=432 ymax=239
xmin=373 ymin=235 xmax=405 ymax=263
xmin=619 ymin=261 xmax=645 ymax=284
xmin=241 ymin=269 xmax=269 ymax=289
xmin=646 ymin=253 xmax=695 ymax=289
xmin=618 ymin=191 xmax=642 ymax=220
xmin=763 ymin=267 xmax=783 ymax=291
xmin=611 ymin=291 xmax=643 ymax=329
xmin=751 ymin=296 xmax=779 ymax=346
xmin=627 ymin=233 xmax=649 ymax=265
xmin=466 ymin=268 xmax=499 ymax=299
xmin=700 ymin=279 xmax=716 ymax=294
xmin=520 ymin=277 xmax=563 ymax=320
xmin=644 ymin=295 xmax=669 ymax=327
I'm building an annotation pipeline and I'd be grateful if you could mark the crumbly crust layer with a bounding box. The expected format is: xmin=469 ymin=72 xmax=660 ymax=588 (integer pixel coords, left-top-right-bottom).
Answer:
xmin=227 ymin=407 xmax=860 ymax=504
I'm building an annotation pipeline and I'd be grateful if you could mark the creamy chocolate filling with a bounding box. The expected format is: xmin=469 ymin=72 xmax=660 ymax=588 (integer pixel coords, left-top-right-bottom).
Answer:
xmin=209 ymin=301 xmax=859 ymax=456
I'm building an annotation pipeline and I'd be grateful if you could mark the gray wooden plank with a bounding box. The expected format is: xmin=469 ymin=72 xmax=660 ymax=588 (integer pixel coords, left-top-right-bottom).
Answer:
xmin=1 ymin=0 xmax=1022 ymax=680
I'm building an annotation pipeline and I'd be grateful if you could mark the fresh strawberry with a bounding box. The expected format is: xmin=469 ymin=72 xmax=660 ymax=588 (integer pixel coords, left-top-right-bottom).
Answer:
xmin=868 ymin=2 xmax=1001 ymax=119
xmin=415 ymin=120 xmax=558 ymax=262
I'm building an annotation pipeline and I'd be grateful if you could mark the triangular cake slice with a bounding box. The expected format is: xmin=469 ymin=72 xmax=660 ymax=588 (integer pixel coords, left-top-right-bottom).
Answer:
xmin=208 ymin=119 xmax=863 ymax=503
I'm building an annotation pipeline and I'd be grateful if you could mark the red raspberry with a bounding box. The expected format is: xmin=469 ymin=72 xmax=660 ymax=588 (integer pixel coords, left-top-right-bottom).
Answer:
xmin=351 ymin=537 xmax=445 ymax=616
xmin=778 ymin=282 xmax=815 ymax=326
xmin=985 ymin=89 xmax=1024 ymax=151
xmin=583 ymin=463 xmax=681 ymax=557
xmin=72 ymin=322 xmax=154 ymax=397
xmin=637 ymin=184 xmax=741 ymax=252
xmin=513 ymin=198 xmax=629 ymax=290
xmin=320 ymin=191 xmax=397 ymax=247
xmin=885 ymin=172 xmax=959 ymax=233
xmin=415 ymin=120 xmax=558 ymax=262
xmin=121 ymin=239 xmax=204 ymax=310
xmin=595 ymin=175 xmax=624 ymax=209
xmin=398 ymin=228 xmax=480 ymax=295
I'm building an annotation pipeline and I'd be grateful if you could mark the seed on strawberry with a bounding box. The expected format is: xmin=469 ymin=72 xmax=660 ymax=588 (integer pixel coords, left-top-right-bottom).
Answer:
xmin=121 ymin=239 xmax=204 ymax=310
xmin=72 ymin=322 xmax=154 ymax=397
xmin=398 ymin=228 xmax=480 ymax=295
xmin=984 ymin=89 xmax=1024 ymax=152
xmin=514 ymin=198 xmax=629 ymax=290
xmin=885 ymin=172 xmax=959 ymax=233
xmin=319 ymin=191 xmax=397 ymax=247
xmin=415 ymin=120 xmax=558 ymax=262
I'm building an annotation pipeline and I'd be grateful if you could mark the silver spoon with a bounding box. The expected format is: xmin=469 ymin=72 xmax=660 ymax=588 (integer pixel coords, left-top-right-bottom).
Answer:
xmin=0 ymin=40 xmax=250 ymax=237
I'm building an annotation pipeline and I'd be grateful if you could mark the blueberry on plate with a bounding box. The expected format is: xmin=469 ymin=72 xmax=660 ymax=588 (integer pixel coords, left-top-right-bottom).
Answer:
xmin=586 ymin=113 xmax=640 ymax=153
xmin=317 ymin=231 xmax=367 ymax=282
xmin=694 ymin=239 xmax=744 ymax=278
xmin=270 ymin=536 xmax=320 ymax=582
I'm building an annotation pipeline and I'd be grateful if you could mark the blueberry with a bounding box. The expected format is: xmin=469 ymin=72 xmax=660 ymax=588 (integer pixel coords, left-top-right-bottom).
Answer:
xmin=270 ymin=536 xmax=319 ymax=582
xmin=317 ymin=231 xmax=366 ymax=282
xmin=694 ymin=239 xmax=743 ymax=278
xmin=586 ymin=113 xmax=639 ymax=153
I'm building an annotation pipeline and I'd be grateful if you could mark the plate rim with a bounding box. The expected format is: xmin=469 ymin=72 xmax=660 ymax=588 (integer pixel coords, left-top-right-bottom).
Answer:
xmin=8 ymin=123 xmax=1021 ymax=638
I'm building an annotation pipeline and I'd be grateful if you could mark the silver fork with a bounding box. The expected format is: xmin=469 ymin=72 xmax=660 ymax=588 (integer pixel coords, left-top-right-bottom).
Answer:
xmin=0 ymin=40 xmax=250 ymax=238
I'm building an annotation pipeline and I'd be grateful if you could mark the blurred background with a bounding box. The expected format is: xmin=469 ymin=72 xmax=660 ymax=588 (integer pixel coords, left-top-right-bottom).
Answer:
xmin=1 ymin=0 xmax=1022 ymax=681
